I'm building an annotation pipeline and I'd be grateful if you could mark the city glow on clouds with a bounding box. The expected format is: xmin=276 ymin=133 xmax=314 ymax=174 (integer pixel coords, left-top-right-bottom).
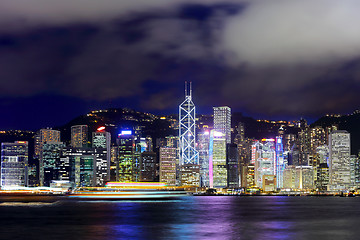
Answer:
xmin=0 ymin=0 xmax=237 ymax=30
xmin=1 ymin=0 xmax=360 ymax=121
xmin=222 ymin=0 xmax=360 ymax=66
xmin=2 ymin=0 xmax=360 ymax=66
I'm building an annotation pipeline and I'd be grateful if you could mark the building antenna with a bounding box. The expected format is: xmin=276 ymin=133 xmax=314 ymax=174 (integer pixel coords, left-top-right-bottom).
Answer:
xmin=185 ymin=81 xmax=188 ymax=96
xmin=190 ymin=81 xmax=192 ymax=98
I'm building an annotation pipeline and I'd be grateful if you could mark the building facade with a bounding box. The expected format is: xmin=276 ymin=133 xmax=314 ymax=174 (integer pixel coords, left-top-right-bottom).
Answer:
xmin=159 ymin=147 xmax=177 ymax=186
xmin=1 ymin=141 xmax=28 ymax=188
xmin=213 ymin=106 xmax=231 ymax=144
xmin=328 ymin=130 xmax=351 ymax=191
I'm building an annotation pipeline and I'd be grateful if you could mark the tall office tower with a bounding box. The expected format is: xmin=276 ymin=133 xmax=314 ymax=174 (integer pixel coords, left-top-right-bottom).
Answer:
xmin=275 ymin=137 xmax=286 ymax=189
xmin=237 ymin=123 xmax=245 ymax=142
xmin=289 ymin=143 xmax=300 ymax=166
xmin=325 ymin=125 xmax=338 ymax=145
xmin=213 ymin=106 xmax=231 ymax=144
xmin=71 ymin=125 xmax=88 ymax=148
xmin=58 ymin=156 xmax=70 ymax=182
xmin=92 ymin=130 xmax=111 ymax=184
xmin=253 ymin=139 xmax=276 ymax=188
xmin=227 ymin=143 xmax=239 ymax=188
xmin=283 ymin=134 xmax=296 ymax=152
xmin=316 ymin=163 xmax=329 ymax=191
xmin=41 ymin=142 xmax=65 ymax=186
xmin=71 ymin=155 xmax=95 ymax=187
xmin=145 ymin=136 xmax=153 ymax=152
xmin=110 ymin=146 xmax=119 ymax=181
xmin=117 ymin=130 xmax=136 ymax=182
xmin=92 ymin=130 xmax=111 ymax=149
xmin=297 ymin=128 xmax=311 ymax=166
xmin=283 ymin=165 xmax=296 ymax=189
xmin=34 ymin=128 xmax=61 ymax=159
xmin=310 ymin=127 xmax=326 ymax=154
xmin=328 ymin=130 xmax=351 ymax=191
xmin=294 ymin=166 xmax=314 ymax=190
xmin=1 ymin=141 xmax=28 ymax=188
xmin=63 ymin=148 xmax=96 ymax=187
xmin=179 ymin=81 xmax=198 ymax=165
xmin=350 ymin=155 xmax=358 ymax=188
xmin=316 ymin=145 xmax=329 ymax=164
xmin=159 ymin=147 xmax=176 ymax=186
xmin=198 ymin=131 xmax=210 ymax=187
xmin=140 ymin=152 xmax=157 ymax=182
xmin=209 ymin=130 xmax=227 ymax=188
xmin=355 ymin=153 xmax=360 ymax=189
xmin=28 ymin=164 xmax=38 ymax=187
xmin=166 ymin=136 xmax=178 ymax=148
xmin=180 ymin=164 xmax=200 ymax=186
xmin=139 ymin=138 xmax=147 ymax=153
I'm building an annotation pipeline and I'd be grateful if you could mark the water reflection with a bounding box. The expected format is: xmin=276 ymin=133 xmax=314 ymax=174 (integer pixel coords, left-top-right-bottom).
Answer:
xmin=1 ymin=197 xmax=360 ymax=239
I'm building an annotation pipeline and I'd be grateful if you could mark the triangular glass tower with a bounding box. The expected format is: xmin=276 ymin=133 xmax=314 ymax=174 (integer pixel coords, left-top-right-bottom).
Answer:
xmin=179 ymin=82 xmax=198 ymax=165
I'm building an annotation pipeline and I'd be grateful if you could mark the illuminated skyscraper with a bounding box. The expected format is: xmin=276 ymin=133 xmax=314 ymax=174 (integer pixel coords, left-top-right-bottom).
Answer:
xmin=180 ymin=164 xmax=200 ymax=186
xmin=34 ymin=128 xmax=61 ymax=159
xmin=145 ymin=136 xmax=153 ymax=152
xmin=310 ymin=127 xmax=326 ymax=154
xmin=140 ymin=152 xmax=157 ymax=182
xmin=117 ymin=130 xmax=136 ymax=182
xmin=1 ymin=141 xmax=28 ymax=188
xmin=71 ymin=125 xmax=88 ymax=148
xmin=92 ymin=129 xmax=111 ymax=184
xmin=328 ymin=130 xmax=351 ymax=191
xmin=63 ymin=148 xmax=96 ymax=187
xmin=253 ymin=139 xmax=276 ymax=188
xmin=316 ymin=163 xmax=329 ymax=191
xmin=42 ymin=141 xmax=65 ymax=186
xmin=283 ymin=165 xmax=296 ymax=189
xmin=295 ymin=166 xmax=314 ymax=190
xmin=275 ymin=137 xmax=286 ymax=189
xmin=227 ymin=143 xmax=239 ymax=188
xmin=159 ymin=147 xmax=177 ymax=186
xmin=179 ymin=82 xmax=198 ymax=165
xmin=213 ymin=106 xmax=231 ymax=144
xmin=209 ymin=130 xmax=227 ymax=188
xmin=198 ymin=131 xmax=210 ymax=187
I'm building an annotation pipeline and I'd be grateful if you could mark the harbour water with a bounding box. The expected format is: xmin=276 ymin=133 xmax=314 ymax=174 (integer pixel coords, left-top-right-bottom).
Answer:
xmin=0 ymin=196 xmax=359 ymax=240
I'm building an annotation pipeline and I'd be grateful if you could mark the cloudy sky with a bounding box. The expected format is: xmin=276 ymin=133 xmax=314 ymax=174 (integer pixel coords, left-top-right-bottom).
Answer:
xmin=1 ymin=0 xmax=360 ymax=129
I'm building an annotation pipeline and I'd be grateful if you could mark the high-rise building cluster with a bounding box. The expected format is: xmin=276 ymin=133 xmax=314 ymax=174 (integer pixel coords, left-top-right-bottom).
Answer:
xmin=0 ymin=84 xmax=358 ymax=193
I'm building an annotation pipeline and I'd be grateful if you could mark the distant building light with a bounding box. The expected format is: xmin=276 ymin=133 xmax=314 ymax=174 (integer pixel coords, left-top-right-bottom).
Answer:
xmin=97 ymin=126 xmax=106 ymax=131
xmin=120 ymin=130 xmax=132 ymax=135
xmin=213 ymin=131 xmax=223 ymax=137
xmin=262 ymin=138 xmax=275 ymax=142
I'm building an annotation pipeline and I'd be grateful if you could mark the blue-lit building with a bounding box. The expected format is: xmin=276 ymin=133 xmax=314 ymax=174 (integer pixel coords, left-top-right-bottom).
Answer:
xmin=198 ymin=131 xmax=210 ymax=187
xmin=275 ymin=136 xmax=286 ymax=189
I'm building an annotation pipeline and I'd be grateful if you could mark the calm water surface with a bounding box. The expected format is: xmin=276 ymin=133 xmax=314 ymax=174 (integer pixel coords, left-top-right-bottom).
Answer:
xmin=0 ymin=196 xmax=359 ymax=240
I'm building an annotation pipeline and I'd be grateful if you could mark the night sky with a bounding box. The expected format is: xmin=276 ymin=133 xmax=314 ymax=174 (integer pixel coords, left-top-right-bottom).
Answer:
xmin=1 ymin=0 xmax=360 ymax=130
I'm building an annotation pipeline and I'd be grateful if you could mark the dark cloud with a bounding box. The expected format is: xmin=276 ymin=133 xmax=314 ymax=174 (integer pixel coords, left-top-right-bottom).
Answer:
xmin=1 ymin=0 xmax=360 ymax=130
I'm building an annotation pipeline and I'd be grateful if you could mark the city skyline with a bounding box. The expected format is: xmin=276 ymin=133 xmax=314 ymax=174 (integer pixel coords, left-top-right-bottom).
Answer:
xmin=2 ymin=2 xmax=360 ymax=239
xmin=2 ymin=1 xmax=360 ymax=130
